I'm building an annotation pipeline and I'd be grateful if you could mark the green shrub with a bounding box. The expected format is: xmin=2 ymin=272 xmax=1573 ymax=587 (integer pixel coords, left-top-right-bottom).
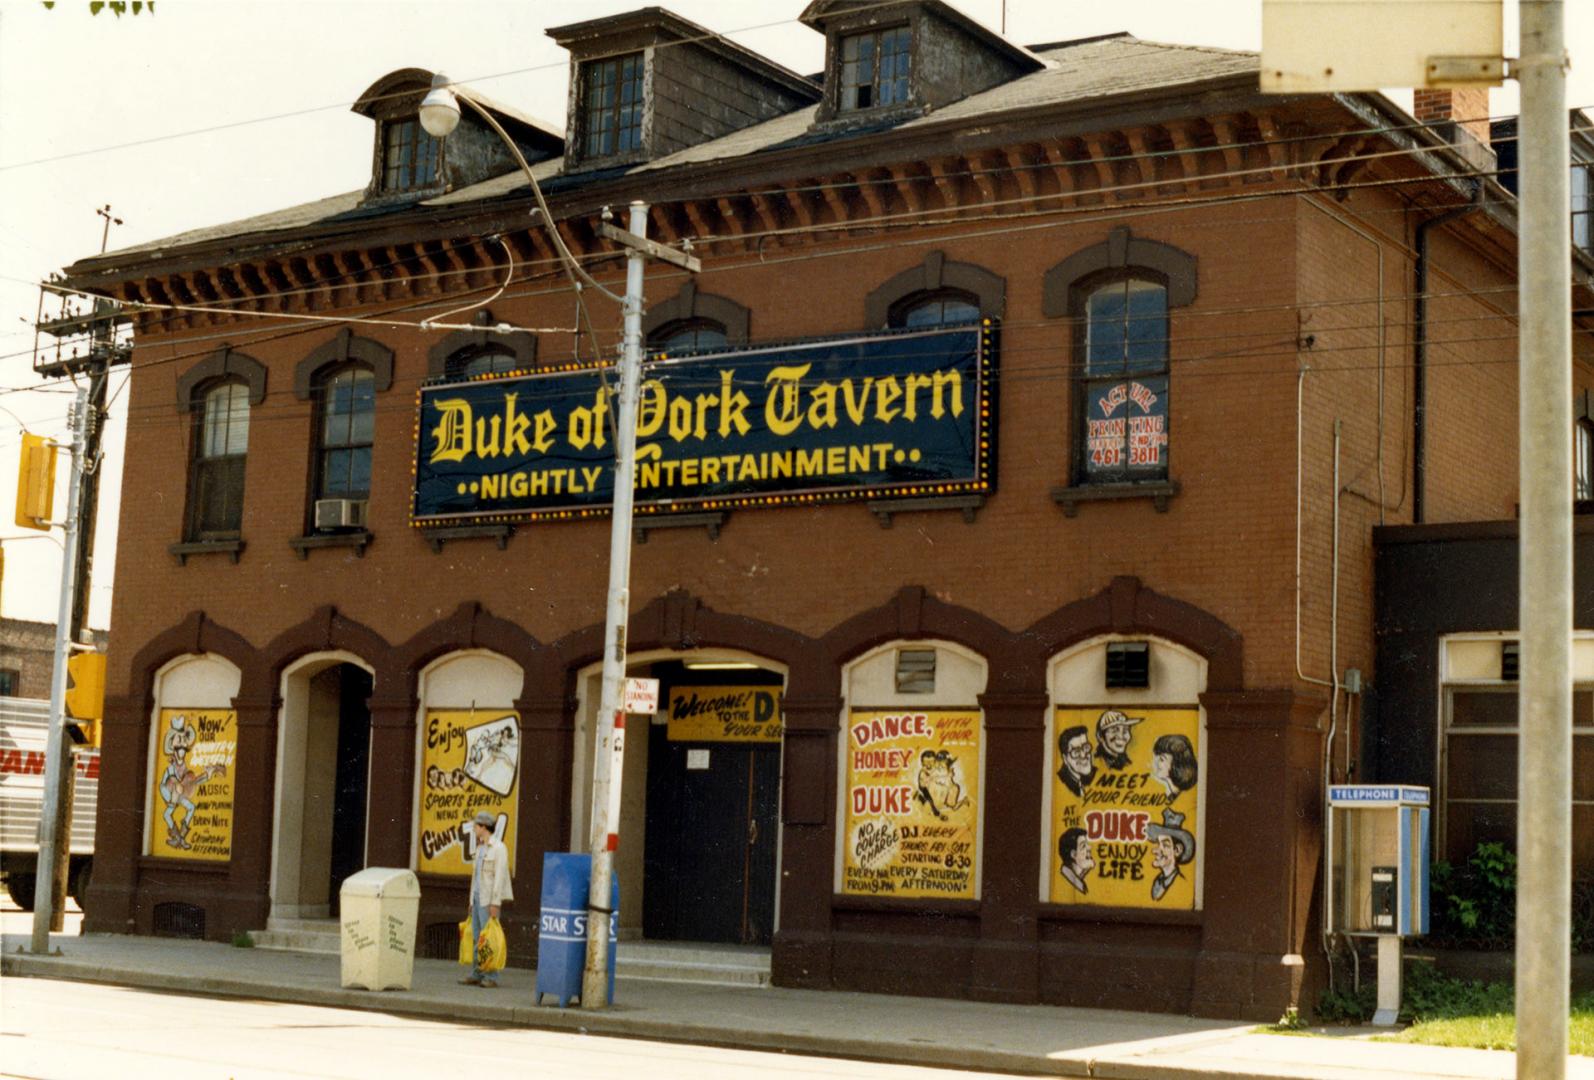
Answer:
xmin=1430 ymin=842 xmax=1517 ymax=950
xmin=231 ymin=930 xmax=255 ymax=948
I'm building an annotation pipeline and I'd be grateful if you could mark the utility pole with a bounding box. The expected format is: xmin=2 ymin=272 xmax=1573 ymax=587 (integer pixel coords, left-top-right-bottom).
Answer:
xmin=38 ymin=206 xmax=120 ymax=933
xmin=1515 ymin=3 xmax=1572 ymax=1076
xmin=30 ymin=386 xmax=90 ymax=954
xmin=581 ymin=202 xmax=698 ymax=1008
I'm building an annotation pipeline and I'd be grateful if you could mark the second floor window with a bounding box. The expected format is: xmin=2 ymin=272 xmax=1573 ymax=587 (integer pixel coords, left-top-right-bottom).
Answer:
xmin=840 ymin=27 xmax=911 ymax=112
xmin=445 ymin=346 xmax=521 ymax=380
xmin=189 ymin=381 xmax=250 ymax=539
xmin=1577 ymin=418 xmax=1593 ymax=502
xmin=1078 ymin=278 xmax=1170 ymax=484
xmin=316 ymin=367 xmax=375 ymax=505
xmin=1573 ymin=162 xmax=1591 ymax=256
xmin=649 ymin=319 xmax=729 ymax=354
xmin=890 ymin=289 xmax=980 ymax=329
xmin=583 ymin=53 xmax=644 ymax=158
xmin=383 ymin=118 xmax=441 ymax=192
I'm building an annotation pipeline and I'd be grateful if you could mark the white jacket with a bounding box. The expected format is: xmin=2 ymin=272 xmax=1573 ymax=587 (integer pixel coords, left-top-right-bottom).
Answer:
xmin=471 ymin=836 xmax=513 ymax=908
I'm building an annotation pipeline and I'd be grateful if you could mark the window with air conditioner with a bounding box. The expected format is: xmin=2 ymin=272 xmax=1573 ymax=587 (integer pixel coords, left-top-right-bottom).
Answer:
xmin=313 ymin=365 xmax=374 ymax=531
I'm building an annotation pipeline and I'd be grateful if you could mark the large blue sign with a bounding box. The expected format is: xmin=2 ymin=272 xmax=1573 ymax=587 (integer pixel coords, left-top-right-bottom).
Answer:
xmin=411 ymin=323 xmax=995 ymax=525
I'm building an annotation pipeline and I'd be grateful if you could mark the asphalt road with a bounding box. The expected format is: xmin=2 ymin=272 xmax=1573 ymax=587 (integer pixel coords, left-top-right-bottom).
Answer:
xmin=0 ymin=978 xmax=1041 ymax=1080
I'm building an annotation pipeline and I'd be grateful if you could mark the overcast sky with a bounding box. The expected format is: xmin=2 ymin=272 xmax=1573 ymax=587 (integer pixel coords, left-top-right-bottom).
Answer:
xmin=0 ymin=0 xmax=1589 ymax=632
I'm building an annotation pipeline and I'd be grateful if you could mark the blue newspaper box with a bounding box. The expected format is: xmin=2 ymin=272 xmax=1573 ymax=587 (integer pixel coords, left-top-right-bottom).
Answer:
xmin=535 ymin=852 xmax=618 ymax=1007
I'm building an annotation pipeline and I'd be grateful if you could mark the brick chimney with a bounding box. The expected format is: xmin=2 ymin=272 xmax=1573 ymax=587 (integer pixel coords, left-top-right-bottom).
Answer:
xmin=1413 ymin=88 xmax=1491 ymax=146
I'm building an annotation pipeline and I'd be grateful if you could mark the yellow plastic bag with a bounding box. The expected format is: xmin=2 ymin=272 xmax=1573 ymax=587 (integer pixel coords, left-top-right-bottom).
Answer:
xmin=458 ymin=918 xmax=473 ymax=965
xmin=476 ymin=917 xmax=507 ymax=974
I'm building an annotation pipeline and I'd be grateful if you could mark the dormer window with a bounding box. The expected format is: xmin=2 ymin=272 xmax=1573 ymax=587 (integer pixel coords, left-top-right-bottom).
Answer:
xmin=382 ymin=118 xmax=441 ymax=192
xmin=840 ymin=26 xmax=911 ymax=111
xmin=582 ymin=53 xmax=645 ymax=158
xmin=803 ymin=2 xmax=1040 ymax=129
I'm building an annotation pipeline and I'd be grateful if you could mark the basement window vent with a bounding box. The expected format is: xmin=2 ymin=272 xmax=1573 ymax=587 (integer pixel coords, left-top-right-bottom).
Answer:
xmin=1501 ymin=641 xmax=1520 ymax=682
xmin=423 ymin=921 xmax=460 ymax=960
xmin=895 ymin=648 xmax=937 ymax=694
xmin=1105 ymin=642 xmax=1151 ymax=689
xmin=152 ymin=902 xmax=205 ymax=940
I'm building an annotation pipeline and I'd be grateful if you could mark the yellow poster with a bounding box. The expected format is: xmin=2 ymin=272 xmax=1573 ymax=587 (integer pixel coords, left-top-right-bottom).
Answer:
xmin=1050 ymin=706 xmax=1200 ymax=908
xmin=841 ymin=710 xmax=980 ymax=899
xmin=418 ymin=709 xmax=519 ymax=876
xmin=149 ymin=709 xmax=236 ymax=861
xmin=667 ymin=686 xmax=782 ymax=743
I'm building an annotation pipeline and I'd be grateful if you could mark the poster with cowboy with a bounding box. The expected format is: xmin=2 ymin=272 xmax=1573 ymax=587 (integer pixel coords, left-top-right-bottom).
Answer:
xmin=147 ymin=709 xmax=236 ymax=861
xmin=1049 ymin=706 xmax=1200 ymax=908
xmin=417 ymin=709 xmax=520 ymax=876
xmin=841 ymin=709 xmax=981 ymax=900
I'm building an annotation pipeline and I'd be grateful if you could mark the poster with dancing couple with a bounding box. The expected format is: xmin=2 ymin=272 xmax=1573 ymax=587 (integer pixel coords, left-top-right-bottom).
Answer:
xmin=1050 ymin=706 xmax=1200 ymax=908
xmin=841 ymin=709 xmax=981 ymax=899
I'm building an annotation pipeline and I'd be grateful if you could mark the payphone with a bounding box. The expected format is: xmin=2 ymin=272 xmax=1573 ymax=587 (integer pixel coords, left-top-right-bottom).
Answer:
xmin=1327 ymin=785 xmax=1430 ymax=1025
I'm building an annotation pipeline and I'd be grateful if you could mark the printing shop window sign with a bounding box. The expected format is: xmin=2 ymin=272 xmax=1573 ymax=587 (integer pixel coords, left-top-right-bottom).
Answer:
xmin=417 ymin=709 xmax=519 ymax=875
xmin=1083 ymin=376 xmax=1169 ymax=481
xmin=842 ymin=710 xmax=981 ymax=900
xmin=411 ymin=324 xmax=995 ymax=525
xmin=1049 ymin=707 xmax=1200 ymax=908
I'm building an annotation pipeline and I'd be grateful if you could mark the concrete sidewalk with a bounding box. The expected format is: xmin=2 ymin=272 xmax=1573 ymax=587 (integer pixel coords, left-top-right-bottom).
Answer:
xmin=1 ymin=929 xmax=1586 ymax=1079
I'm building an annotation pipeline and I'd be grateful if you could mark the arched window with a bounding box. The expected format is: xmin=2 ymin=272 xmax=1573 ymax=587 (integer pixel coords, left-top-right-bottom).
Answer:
xmin=838 ymin=640 xmax=988 ymax=901
xmin=1078 ymin=277 xmax=1170 ymax=483
xmin=888 ymin=288 xmax=980 ymax=329
xmin=648 ymin=318 xmax=729 ymax=354
xmin=1044 ymin=228 xmax=1194 ymax=496
xmin=314 ymin=366 xmax=375 ymax=513
xmin=188 ymin=381 xmax=250 ymax=540
xmin=445 ymin=345 xmax=520 ymax=380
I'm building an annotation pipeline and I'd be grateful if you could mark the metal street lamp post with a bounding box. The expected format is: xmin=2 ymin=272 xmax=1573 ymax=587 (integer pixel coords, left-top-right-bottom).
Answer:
xmin=421 ymin=76 xmax=696 ymax=1008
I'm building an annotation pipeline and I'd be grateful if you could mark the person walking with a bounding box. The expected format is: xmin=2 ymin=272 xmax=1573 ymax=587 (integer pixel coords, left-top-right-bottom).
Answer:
xmin=460 ymin=810 xmax=513 ymax=988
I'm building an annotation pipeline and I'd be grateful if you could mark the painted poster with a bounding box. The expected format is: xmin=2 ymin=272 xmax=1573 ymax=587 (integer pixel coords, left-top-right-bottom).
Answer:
xmin=1050 ymin=707 xmax=1200 ymax=908
xmin=418 ymin=710 xmax=519 ymax=876
xmin=841 ymin=710 xmax=980 ymax=899
xmin=667 ymin=686 xmax=782 ymax=743
xmin=149 ymin=709 xmax=236 ymax=861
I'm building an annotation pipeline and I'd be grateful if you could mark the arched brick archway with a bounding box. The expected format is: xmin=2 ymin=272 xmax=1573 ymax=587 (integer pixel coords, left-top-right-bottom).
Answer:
xmin=88 ymin=611 xmax=257 ymax=937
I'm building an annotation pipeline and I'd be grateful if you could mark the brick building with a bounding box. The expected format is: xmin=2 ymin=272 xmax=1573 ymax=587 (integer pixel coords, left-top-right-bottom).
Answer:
xmin=54 ymin=2 xmax=1594 ymax=1020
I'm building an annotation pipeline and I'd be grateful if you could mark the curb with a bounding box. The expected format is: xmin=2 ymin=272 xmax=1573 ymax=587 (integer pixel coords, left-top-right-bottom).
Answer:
xmin=1 ymin=952 xmax=1100 ymax=1078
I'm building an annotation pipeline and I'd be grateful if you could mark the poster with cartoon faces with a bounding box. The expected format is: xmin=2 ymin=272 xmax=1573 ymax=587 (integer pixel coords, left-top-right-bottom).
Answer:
xmin=842 ymin=710 xmax=980 ymax=899
xmin=418 ymin=710 xmax=519 ymax=875
xmin=1050 ymin=706 xmax=1200 ymax=908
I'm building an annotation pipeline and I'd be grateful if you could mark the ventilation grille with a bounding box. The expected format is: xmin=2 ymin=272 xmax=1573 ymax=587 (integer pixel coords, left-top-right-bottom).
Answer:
xmin=1501 ymin=641 xmax=1519 ymax=682
xmin=895 ymin=648 xmax=937 ymax=694
xmin=423 ymin=921 xmax=460 ymax=961
xmin=1105 ymin=642 xmax=1151 ymax=689
xmin=151 ymin=902 xmax=205 ymax=940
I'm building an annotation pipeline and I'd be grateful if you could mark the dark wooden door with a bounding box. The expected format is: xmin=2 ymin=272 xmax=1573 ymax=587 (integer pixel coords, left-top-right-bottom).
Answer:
xmin=644 ymin=728 xmax=780 ymax=945
xmin=328 ymin=665 xmax=371 ymax=916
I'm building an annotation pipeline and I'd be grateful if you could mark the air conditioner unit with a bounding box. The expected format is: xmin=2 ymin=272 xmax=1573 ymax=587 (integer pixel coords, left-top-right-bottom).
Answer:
xmin=314 ymin=498 xmax=368 ymax=531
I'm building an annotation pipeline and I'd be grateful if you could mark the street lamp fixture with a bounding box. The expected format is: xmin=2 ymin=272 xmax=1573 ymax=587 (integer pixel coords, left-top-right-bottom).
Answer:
xmin=418 ymin=74 xmax=461 ymax=139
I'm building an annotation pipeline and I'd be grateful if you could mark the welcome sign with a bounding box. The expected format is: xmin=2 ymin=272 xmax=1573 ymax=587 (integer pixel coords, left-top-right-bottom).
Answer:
xmin=412 ymin=324 xmax=994 ymax=525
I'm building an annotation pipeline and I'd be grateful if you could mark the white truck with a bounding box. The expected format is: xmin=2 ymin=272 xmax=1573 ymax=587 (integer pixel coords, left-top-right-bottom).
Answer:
xmin=0 ymin=697 xmax=97 ymax=909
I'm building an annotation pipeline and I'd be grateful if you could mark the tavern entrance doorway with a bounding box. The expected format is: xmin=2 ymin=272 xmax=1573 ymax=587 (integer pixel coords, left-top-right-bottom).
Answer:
xmin=574 ymin=653 xmax=784 ymax=948
xmin=271 ymin=655 xmax=373 ymax=920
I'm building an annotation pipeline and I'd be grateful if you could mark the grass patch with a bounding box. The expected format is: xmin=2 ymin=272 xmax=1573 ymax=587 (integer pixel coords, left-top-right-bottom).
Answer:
xmin=1381 ymin=989 xmax=1594 ymax=1054
xmin=1318 ymin=963 xmax=1594 ymax=1053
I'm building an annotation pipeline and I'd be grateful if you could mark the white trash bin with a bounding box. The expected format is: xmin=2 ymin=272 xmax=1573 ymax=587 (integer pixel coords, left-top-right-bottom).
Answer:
xmin=339 ymin=867 xmax=421 ymax=991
